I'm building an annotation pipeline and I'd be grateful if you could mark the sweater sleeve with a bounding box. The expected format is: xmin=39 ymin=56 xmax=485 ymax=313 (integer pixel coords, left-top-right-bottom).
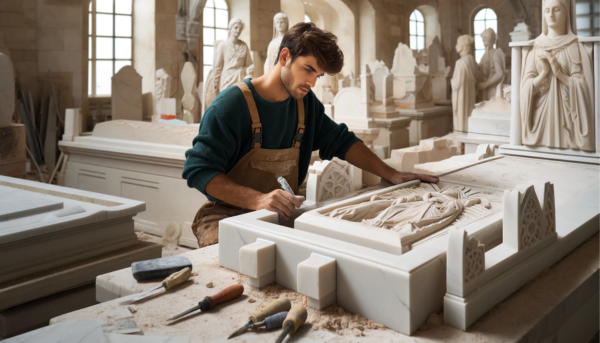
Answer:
xmin=312 ymin=101 xmax=362 ymax=161
xmin=182 ymin=106 xmax=240 ymax=197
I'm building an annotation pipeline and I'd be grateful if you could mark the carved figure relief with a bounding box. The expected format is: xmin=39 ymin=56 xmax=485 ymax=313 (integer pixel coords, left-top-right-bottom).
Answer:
xmin=520 ymin=0 xmax=595 ymax=151
xmin=213 ymin=18 xmax=254 ymax=95
xmin=477 ymin=28 xmax=506 ymax=102
xmin=263 ymin=12 xmax=289 ymax=74
xmin=451 ymin=35 xmax=478 ymax=132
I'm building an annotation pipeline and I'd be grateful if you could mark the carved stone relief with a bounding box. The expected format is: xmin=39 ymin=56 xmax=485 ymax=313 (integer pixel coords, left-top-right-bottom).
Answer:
xmin=306 ymin=158 xmax=354 ymax=203
xmin=464 ymin=236 xmax=485 ymax=283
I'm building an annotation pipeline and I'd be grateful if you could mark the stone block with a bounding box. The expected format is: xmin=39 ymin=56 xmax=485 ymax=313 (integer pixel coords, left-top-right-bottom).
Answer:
xmin=239 ymin=239 xmax=276 ymax=288
xmin=297 ymin=253 xmax=336 ymax=310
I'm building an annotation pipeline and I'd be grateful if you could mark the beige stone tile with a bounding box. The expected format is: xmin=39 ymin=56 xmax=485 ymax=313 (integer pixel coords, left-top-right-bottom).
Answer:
xmin=0 ymin=13 xmax=35 ymax=28
xmin=63 ymin=28 xmax=82 ymax=51
xmin=38 ymin=3 xmax=82 ymax=29
xmin=1 ymin=28 xmax=37 ymax=50
xmin=13 ymin=61 xmax=37 ymax=73
xmin=37 ymin=28 xmax=65 ymax=51
xmin=38 ymin=51 xmax=83 ymax=73
xmin=155 ymin=0 xmax=177 ymax=15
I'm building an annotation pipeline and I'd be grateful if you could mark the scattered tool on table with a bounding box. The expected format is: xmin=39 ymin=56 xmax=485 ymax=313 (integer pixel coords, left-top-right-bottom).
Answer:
xmin=131 ymin=255 xmax=192 ymax=281
xmin=166 ymin=284 xmax=244 ymax=323
xmin=274 ymin=305 xmax=308 ymax=343
xmin=127 ymin=267 xmax=191 ymax=304
xmin=228 ymin=295 xmax=292 ymax=339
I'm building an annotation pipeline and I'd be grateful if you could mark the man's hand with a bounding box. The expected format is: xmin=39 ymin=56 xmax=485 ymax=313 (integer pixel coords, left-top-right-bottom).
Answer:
xmin=255 ymin=190 xmax=304 ymax=220
xmin=388 ymin=171 xmax=439 ymax=185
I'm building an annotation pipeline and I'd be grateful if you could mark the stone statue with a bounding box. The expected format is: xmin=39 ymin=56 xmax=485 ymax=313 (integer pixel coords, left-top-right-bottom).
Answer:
xmin=521 ymin=0 xmax=594 ymax=151
xmin=213 ymin=18 xmax=254 ymax=95
xmin=451 ymin=35 xmax=478 ymax=132
xmin=0 ymin=53 xmax=15 ymax=128
xmin=181 ymin=62 xmax=197 ymax=123
xmin=202 ymin=40 xmax=223 ymax=113
xmin=477 ymin=28 xmax=506 ymax=102
xmin=155 ymin=69 xmax=173 ymax=110
xmin=264 ymin=12 xmax=289 ymax=74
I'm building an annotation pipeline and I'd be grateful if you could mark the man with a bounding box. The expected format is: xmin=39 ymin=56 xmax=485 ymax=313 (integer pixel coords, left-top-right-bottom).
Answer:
xmin=183 ymin=23 xmax=438 ymax=247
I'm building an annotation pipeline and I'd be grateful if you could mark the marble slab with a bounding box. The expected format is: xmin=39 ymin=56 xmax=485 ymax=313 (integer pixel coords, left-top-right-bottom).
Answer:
xmin=0 ymin=196 xmax=63 ymax=222
xmin=3 ymin=319 xmax=107 ymax=343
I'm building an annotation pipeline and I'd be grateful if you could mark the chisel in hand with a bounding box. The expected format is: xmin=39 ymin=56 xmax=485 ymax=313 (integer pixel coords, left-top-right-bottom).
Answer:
xmin=166 ymin=284 xmax=244 ymax=322
xmin=128 ymin=267 xmax=192 ymax=304
xmin=228 ymin=295 xmax=292 ymax=339
xmin=274 ymin=305 xmax=308 ymax=343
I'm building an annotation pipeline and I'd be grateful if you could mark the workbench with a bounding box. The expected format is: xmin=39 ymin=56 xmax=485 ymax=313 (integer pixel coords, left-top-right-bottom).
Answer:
xmin=51 ymin=233 xmax=599 ymax=342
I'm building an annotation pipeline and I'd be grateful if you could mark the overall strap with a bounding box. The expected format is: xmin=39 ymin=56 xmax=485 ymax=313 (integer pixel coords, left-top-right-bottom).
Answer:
xmin=292 ymin=98 xmax=305 ymax=149
xmin=235 ymin=81 xmax=262 ymax=149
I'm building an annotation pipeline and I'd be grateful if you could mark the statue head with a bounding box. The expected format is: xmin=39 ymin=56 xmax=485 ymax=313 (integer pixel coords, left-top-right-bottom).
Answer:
xmin=228 ymin=18 xmax=244 ymax=39
xmin=273 ymin=12 xmax=289 ymax=39
xmin=480 ymin=28 xmax=496 ymax=48
xmin=456 ymin=35 xmax=474 ymax=56
xmin=542 ymin=0 xmax=576 ymax=36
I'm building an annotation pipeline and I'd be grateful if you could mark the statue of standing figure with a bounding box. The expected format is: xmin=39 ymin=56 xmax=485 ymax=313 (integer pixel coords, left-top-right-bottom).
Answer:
xmin=451 ymin=35 xmax=478 ymax=132
xmin=477 ymin=28 xmax=506 ymax=102
xmin=213 ymin=18 xmax=254 ymax=95
xmin=520 ymin=0 xmax=594 ymax=151
xmin=264 ymin=12 xmax=289 ymax=74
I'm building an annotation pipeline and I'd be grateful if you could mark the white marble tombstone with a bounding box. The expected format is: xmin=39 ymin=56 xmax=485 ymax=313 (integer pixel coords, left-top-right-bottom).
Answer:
xmin=181 ymin=62 xmax=197 ymax=124
xmin=390 ymin=43 xmax=434 ymax=109
xmin=428 ymin=37 xmax=452 ymax=103
xmin=111 ymin=66 xmax=143 ymax=121
xmin=213 ymin=18 xmax=254 ymax=95
xmin=264 ymin=12 xmax=289 ymax=74
xmin=0 ymin=53 xmax=14 ymax=128
xmin=477 ymin=28 xmax=506 ymax=102
xmin=451 ymin=35 xmax=478 ymax=132
xmin=368 ymin=60 xmax=390 ymax=102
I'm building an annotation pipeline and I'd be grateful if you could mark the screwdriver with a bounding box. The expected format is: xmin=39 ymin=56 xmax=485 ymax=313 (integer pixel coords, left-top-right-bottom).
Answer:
xmin=127 ymin=267 xmax=192 ymax=304
xmin=166 ymin=284 xmax=244 ymax=322
xmin=274 ymin=305 xmax=308 ymax=343
xmin=228 ymin=295 xmax=292 ymax=339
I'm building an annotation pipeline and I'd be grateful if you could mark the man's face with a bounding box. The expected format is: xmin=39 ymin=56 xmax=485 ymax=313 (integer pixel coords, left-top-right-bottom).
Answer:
xmin=280 ymin=51 xmax=324 ymax=100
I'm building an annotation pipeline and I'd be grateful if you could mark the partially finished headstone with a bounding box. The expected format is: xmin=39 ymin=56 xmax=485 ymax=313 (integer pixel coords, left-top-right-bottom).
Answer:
xmin=111 ymin=66 xmax=143 ymax=121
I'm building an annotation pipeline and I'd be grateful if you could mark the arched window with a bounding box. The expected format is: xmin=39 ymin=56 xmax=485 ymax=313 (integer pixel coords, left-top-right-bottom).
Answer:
xmin=88 ymin=0 xmax=133 ymax=96
xmin=409 ymin=10 xmax=425 ymax=50
xmin=203 ymin=0 xmax=228 ymax=84
xmin=304 ymin=14 xmax=311 ymax=23
xmin=575 ymin=0 xmax=600 ymax=37
xmin=473 ymin=8 xmax=497 ymax=63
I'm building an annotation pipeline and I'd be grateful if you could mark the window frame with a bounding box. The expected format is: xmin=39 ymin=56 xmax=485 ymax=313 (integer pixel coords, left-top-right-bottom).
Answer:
xmin=88 ymin=0 xmax=134 ymax=97
xmin=575 ymin=0 xmax=600 ymax=37
xmin=202 ymin=0 xmax=229 ymax=85
xmin=409 ymin=9 xmax=425 ymax=51
xmin=473 ymin=8 xmax=498 ymax=63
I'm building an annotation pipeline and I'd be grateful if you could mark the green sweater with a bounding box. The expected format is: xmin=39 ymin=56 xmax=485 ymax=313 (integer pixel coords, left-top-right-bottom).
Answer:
xmin=182 ymin=78 xmax=361 ymax=202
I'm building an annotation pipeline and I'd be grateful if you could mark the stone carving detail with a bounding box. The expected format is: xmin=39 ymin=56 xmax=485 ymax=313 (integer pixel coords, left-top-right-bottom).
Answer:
xmin=477 ymin=28 xmax=506 ymax=102
xmin=391 ymin=43 xmax=433 ymax=109
xmin=202 ymin=40 xmax=223 ymax=113
xmin=176 ymin=0 xmax=208 ymax=53
xmin=213 ymin=18 xmax=254 ymax=95
xmin=264 ymin=12 xmax=289 ymax=74
xmin=519 ymin=192 xmax=543 ymax=249
xmin=520 ymin=0 xmax=595 ymax=151
xmin=306 ymin=158 xmax=354 ymax=203
xmin=181 ymin=62 xmax=197 ymax=123
xmin=464 ymin=236 xmax=485 ymax=283
xmin=451 ymin=35 xmax=478 ymax=132
xmin=541 ymin=182 xmax=556 ymax=237
xmin=0 ymin=53 xmax=15 ymax=128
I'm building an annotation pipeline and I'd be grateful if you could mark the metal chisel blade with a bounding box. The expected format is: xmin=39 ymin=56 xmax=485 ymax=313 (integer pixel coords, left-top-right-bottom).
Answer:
xmin=131 ymin=286 xmax=165 ymax=303
xmin=227 ymin=319 xmax=253 ymax=339
xmin=166 ymin=305 xmax=200 ymax=322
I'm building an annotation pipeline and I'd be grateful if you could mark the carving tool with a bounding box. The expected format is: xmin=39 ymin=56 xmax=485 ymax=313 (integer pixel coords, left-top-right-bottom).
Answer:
xmin=276 ymin=175 xmax=295 ymax=195
xmin=274 ymin=305 xmax=308 ymax=343
xmin=227 ymin=295 xmax=292 ymax=339
xmin=129 ymin=267 xmax=191 ymax=303
xmin=166 ymin=284 xmax=244 ymax=322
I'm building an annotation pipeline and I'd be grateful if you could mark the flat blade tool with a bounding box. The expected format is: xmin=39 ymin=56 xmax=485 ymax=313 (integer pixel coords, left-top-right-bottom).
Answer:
xmin=228 ymin=295 xmax=292 ymax=339
xmin=166 ymin=284 xmax=244 ymax=322
xmin=274 ymin=305 xmax=308 ymax=343
xmin=128 ymin=267 xmax=191 ymax=303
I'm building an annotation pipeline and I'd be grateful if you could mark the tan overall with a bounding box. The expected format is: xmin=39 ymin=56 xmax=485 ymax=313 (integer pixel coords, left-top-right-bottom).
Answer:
xmin=191 ymin=81 xmax=305 ymax=247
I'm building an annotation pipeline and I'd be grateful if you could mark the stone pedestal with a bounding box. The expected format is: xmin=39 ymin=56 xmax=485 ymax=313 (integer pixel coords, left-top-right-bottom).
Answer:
xmin=373 ymin=117 xmax=411 ymax=159
xmin=398 ymin=106 xmax=453 ymax=146
xmin=0 ymin=124 xmax=26 ymax=178
xmin=393 ymin=74 xmax=434 ymax=109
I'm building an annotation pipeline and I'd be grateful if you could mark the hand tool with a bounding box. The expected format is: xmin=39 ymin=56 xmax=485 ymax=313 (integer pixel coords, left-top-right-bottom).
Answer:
xmin=274 ymin=305 xmax=308 ymax=343
xmin=276 ymin=174 xmax=295 ymax=195
xmin=228 ymin=311 xmax=288 ymax=339
xmin=166 ymin=284 xmax=244 ymax=322
xmin=129 ymin=267 xmax=191 ymax=303
xmin=131 ymin=255 xmax=192 ymax=281
xmin=227 ymin=295 xmax=292 ymax=339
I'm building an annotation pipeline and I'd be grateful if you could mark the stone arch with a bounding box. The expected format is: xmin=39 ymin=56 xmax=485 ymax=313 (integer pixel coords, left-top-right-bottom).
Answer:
xmin=416 ymin=5 xmax=441 ymax=49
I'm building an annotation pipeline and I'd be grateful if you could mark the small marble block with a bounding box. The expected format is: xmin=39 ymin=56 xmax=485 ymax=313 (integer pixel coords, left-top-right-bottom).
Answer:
xmin=297 ymin=253 xmax=336 ymax=310
xmin=239 ymin=239 xmax=276 ymax=288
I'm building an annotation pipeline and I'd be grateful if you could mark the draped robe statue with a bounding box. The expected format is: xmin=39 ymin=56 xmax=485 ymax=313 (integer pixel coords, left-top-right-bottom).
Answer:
xmin=477 ymin=28 xmax=506 ymax=102
xmin=451 ymin=35 xmax=478 ymax=132
xmin=521 ymin=0 xmax=595 ymax=151
xmin=213 ymin=18 xmax=254 ymax=95
xmin=264 ymin=12 xmax=289 ymax=74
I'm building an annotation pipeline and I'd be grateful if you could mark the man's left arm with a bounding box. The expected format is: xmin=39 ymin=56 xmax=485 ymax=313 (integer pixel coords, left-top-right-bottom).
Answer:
xmin=343 ymin=141 xmax=438 ymax=184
